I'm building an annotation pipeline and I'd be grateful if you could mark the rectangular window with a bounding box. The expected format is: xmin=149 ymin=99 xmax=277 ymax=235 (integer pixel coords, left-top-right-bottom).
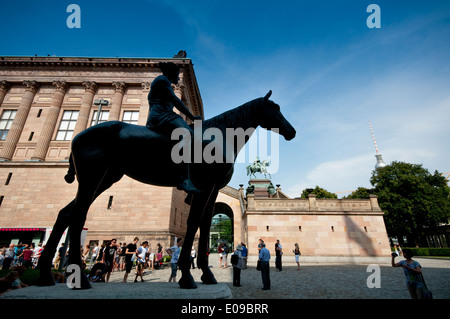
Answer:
xmin=107 ymin=196 xmax=113 ymax=209
xmin=5 ymin=173 xmax=12 ymax=185
xmin=91 ymin=110 xmax=109 ymax=126
xmin=56 ymin=110 xmax=79 ymax=141
xmin=122 ymin=111 xmax=139 ymax=125
xmin=0 ymin=110 xmax=17 ymax=141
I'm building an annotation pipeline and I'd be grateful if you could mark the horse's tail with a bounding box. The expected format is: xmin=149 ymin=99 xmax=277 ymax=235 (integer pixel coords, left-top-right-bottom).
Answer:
xmin=64 ymin=153 xmax=76 ymax=184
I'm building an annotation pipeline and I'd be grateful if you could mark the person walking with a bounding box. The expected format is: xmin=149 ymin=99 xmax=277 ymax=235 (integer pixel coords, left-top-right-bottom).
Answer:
xmin=259 ymin=242 xmax=271 ymax=290
xmin=102 ymin=239 xmax=118 ymax=283
xmin=222 ymin=243 xmax=228 ymax=268
xmin=167 ymin=238 xmax=182 ymax=282
xmin=147 ymin=243 xmax=155 ymax=271
xmin=89 ymin=243 xmax=99 ymax=269
xmin=32 ymin=243 xmax=43 ymax=268
xmin=392 ymin=249 xmax=425 ymax=299
xmin=218 ymin=243 xmax=224 ymax=268
xmin=21 ymin=245 xmax=33 ymax=269
xmin=119 ymin=242 xmax=127 ymax=271
xmin=293 ymin=243 xmax=301 ymax=270
xmin=232 ymin=244 xmax=244 ymax=287
xmin=123 ymin=237 xmax=139 ymax=283
xmin=54 ymin=243 xmax=65 ymax=270
xmin=241 ymin=243 xmax=248 ymax=270
xmin=135 ymin=241 xmax=148 ymax=282
xmin=275 ymin=239 xmax=282 ymax=271
xmin=3 ymin=244 xmax=15 ymax=270
xmin=190 ymin=246 xmax=196 ymax=269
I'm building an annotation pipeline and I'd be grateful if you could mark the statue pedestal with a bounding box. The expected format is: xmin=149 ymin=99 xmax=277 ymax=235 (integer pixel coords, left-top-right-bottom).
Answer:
xmin=248 ymin=179 xmax=272 ymax=198
xmin=1 ymin=282 xmax=232 ymax=299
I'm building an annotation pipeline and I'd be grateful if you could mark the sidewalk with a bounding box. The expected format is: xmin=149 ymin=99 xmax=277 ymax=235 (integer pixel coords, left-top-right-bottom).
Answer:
xmin=2 ymin=254 xmax=450 ymax=299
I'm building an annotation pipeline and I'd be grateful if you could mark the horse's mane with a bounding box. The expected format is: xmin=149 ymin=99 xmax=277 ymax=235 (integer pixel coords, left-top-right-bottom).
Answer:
xmin=201 ymin=97 xmax=262 ymax=132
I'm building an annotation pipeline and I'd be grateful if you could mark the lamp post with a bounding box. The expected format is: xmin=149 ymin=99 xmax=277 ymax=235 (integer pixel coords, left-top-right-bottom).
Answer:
xmin=94 ymin=98 xmax=109 ymax=125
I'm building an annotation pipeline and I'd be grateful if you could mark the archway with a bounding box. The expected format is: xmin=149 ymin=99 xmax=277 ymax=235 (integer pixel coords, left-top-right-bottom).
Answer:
xmin=210 ymin=202 xmax=234 ymax=252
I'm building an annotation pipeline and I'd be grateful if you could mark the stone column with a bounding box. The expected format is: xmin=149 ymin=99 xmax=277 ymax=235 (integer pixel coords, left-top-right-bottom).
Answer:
xmin=138 ymin=82 xmax=150 ymax=125
xmin=73 ymin=81 xmax=98 ymax=137
xmin=109 ymin=82 xmax=126 ymax=121
xmin=172 ymin=82 xmax=185 ymax=119
xmin=0 ymin=81 xmax=11 ymax=106
xmin=31 ymin=81 xmax=69 ymax=161
xmin=0 ymin=80 xmax=39 ymax=161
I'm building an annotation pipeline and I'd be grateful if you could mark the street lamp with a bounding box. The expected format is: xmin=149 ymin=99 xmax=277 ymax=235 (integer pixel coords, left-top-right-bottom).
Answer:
xmin=93 ymin=98 xmax=109 ymax=125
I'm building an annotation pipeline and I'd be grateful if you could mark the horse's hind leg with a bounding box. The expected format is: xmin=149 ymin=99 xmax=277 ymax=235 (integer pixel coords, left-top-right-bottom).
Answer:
xmin=36 ymin=200 xmax=75 ymax=286
xmin=66 ymin=169 xmax=123 ymax=289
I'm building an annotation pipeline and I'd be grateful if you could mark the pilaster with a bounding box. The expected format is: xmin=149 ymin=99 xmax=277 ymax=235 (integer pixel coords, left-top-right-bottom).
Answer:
xmin=0 ymin=80 xmax=11 ymax=106
xmin=109 ymin=81 xmax=127 ymax=121
xmin=73 ymin=81 xmax=98 ymax=137
xmin=0 ymin=80 xmax=39 ymax=161
xmin=138 ymin=82 xmax=151 ymax=126
xmin=31 ymin=81 xmax=69 ymax=161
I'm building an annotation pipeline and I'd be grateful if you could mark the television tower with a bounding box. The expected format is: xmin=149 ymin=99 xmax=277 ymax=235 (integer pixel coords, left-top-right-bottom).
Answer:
xmin=369 ymin=121 xmax=386 ymax=169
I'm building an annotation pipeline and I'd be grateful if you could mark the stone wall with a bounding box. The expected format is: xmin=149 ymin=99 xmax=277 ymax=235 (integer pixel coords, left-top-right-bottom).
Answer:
xmin=244 ymin=194 xmax=391 ymax=257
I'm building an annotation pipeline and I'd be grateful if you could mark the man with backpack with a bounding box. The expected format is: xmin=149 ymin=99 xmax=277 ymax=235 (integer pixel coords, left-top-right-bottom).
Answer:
xmin=231 ymin=244 xmax=244 ymax=287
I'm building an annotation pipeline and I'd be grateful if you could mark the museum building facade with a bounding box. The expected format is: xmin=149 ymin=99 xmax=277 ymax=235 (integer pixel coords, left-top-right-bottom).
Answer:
xmin=0 ymin=56 xmax=391 ymax=260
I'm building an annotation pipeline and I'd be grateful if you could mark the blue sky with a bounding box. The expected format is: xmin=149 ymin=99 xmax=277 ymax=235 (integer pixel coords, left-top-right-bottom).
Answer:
xmin=1 ymin=1 xmax=449 ymax=197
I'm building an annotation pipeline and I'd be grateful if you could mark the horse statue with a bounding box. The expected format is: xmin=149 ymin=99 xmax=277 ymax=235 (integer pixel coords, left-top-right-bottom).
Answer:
xmin=246 ymin=157 xmax=271 ymax=179
xmin=36 ymin=90 xmax=296 ymax=289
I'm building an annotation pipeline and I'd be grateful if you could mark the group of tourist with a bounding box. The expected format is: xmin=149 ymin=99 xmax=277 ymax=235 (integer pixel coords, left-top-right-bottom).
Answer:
xmin=0 ymin=238 xmax=432 ymax=299
xmin=0 ymin=242 xmax=44 ymax=270
xmin=79 ymin=237 xmax=181 ymax=283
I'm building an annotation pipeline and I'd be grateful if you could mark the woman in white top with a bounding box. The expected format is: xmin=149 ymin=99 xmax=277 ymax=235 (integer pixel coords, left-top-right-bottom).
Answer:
xmin=293 ymin=243 xmax=301 ymax=270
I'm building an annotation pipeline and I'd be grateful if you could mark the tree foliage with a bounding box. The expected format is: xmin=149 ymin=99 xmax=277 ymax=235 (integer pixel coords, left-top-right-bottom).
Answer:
xmin=300 ymin=186 xmax=338 ymax=199
xmin=344 ymin=187 xmax=373 ymax=199
xmin=370 ymin=161 xmax=450 ymax=244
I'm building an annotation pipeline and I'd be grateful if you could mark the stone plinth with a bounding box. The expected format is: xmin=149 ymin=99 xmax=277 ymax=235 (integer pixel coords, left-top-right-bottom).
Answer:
xmin=1 ymin=282 xmax=232 ymax=299
xmin=247 ymin=179 xmax=274 ymax=198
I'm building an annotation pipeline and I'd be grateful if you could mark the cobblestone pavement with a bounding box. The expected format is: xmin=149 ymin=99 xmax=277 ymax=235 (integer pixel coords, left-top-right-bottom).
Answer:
xmin=106 ymin=254 xmax=450 ymax=299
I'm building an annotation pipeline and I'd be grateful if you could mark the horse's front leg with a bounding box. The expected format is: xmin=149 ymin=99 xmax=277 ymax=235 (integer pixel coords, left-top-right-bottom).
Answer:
xmin=197 ymin=190 xmax=219 ymax=285
xmin=178 ymin=189 xmax=217 ymax=289
xmin=66 ymin=215 xmax=91 ymax=290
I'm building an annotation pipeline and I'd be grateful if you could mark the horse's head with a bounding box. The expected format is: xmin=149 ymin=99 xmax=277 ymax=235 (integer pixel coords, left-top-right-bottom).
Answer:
xmin=258 ymin=91 xmax=296 ymax=141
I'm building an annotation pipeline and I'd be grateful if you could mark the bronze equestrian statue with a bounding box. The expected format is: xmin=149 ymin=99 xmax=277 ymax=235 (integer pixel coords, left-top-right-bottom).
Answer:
xmin=36 ymin=65 xmax=296 ymax=289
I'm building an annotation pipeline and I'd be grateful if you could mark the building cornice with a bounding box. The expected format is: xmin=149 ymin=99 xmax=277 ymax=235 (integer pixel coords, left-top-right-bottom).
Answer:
xmin=0 ymin=55 xmax=204 ymax=117
xmin=0 ymin=56 xmax=190 ymax=69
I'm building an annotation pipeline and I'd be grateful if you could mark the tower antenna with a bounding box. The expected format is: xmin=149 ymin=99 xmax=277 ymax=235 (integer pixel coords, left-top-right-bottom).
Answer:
xmin=369 ymin=121 xmax=386 ymax=169
xmin=369 ymin=120 xmax=380 ymax=154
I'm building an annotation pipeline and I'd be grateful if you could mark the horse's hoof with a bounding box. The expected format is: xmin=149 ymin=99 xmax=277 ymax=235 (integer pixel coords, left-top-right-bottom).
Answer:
xmin=36 ymin=270 xmax=56 ymax=287
xmin=201 ymin=273 xmax=217 ymax=285
xmin=178 ymin=276 xmax=197 ymax=289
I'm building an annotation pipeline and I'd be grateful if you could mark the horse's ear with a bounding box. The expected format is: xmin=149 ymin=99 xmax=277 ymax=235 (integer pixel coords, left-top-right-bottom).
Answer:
xmin=264 ymin=90 xmax=272 ymax=101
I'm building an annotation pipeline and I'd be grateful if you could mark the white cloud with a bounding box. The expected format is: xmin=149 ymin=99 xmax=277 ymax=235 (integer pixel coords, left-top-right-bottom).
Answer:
xmin=283 ymin=154 xmax=374 ymax=197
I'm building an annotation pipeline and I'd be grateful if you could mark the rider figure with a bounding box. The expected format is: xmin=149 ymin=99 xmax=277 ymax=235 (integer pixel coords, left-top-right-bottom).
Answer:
xmin=147 ymin=62 xmax=202 ymax=194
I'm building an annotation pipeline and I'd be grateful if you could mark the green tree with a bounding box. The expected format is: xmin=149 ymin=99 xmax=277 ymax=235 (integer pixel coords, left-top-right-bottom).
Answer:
xmin=300 ymin=186 xmax=338 ymax=199
xmin=344 ymin=187 xmax=373 ymax=199
xmin=370 ymin=161 xmax=450 ymax=246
